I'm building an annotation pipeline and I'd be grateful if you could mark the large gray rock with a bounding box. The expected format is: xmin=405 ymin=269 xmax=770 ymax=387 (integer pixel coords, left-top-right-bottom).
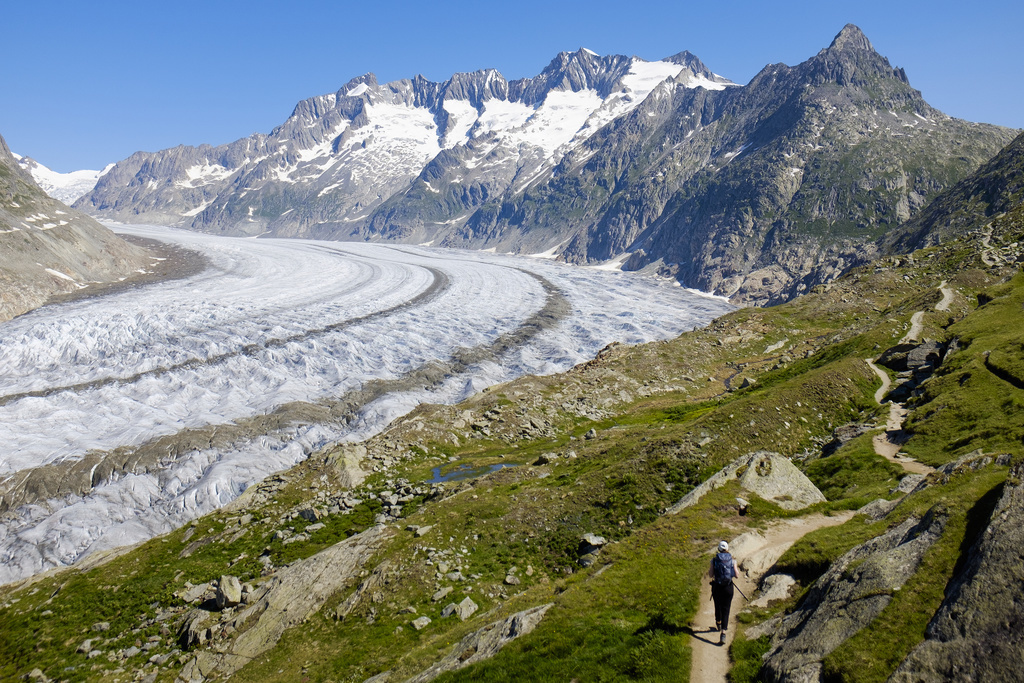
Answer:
xmin=667 ymin=451 xmax=826 ymax=514
xmin=405 ymin=603 xmax=554 ymax=683
xmin=454 ymin=597 xmax=478 ymax=621
xmin=891 ymin=462 xmax=1024 ymax=682
xmin=761 ymin=508 xmax=948 ymax=682
xmin=215 ymin=575 xmax=242 ymax=610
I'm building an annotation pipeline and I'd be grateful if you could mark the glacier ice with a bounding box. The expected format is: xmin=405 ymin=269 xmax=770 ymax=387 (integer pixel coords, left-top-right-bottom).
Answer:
xmin=0 ymin=224 xmax=733 ymax=583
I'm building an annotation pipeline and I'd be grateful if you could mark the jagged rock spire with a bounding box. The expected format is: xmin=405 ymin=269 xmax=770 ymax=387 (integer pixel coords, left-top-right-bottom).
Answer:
xmin=828 ymin=24 xmax=875 ymax=52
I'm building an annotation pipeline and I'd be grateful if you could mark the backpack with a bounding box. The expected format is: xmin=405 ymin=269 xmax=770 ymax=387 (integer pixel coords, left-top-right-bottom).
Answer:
xmin=712 ymin=552 xmax=734 ymax=585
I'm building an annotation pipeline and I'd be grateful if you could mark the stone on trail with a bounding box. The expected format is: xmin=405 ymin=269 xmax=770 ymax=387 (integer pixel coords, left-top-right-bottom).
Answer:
xmin=749 ymin=574 xmax=797 ymax=608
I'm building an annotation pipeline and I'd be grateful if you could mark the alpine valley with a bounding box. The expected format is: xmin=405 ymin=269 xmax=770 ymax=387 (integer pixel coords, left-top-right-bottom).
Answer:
xmin=2 ymin=23 xmax=1024 ymax=683
xmin=78 ymin=25 xmax=1015 ymax=304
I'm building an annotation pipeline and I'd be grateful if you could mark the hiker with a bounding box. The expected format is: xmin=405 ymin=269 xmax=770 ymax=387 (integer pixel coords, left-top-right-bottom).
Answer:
xmin=709 ymin=540 xmax=738 ymax=644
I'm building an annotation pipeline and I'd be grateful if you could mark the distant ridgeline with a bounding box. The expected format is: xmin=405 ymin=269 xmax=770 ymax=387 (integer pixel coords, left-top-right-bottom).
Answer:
xmin=77 ymin=25 xmax=1017 ymax=305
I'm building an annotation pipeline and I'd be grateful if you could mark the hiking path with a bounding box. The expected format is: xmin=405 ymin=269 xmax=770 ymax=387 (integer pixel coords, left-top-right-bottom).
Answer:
xmin=689 ymin=511 xmax=855 ymax=682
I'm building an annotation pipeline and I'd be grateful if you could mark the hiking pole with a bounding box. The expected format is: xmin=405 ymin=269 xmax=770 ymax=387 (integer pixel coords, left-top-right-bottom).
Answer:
xmin=732 ymin=581 xmax=748 ymax=600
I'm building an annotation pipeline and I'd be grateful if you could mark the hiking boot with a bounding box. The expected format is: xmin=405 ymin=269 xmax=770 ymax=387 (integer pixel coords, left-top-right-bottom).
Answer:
xmin=719 ymin=630 xmax=727 ymax=645
xmin=714 ymin=622 xmax=721 ymax=632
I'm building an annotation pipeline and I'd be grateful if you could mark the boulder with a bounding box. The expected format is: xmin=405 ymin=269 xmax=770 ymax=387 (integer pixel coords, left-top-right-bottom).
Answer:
xmin=325 ymin=443 xmax=368 ymax=488
xmin=667 ymin=452 xmax=826 ymax=514
xmin=749 ymin=574 xmax=797 ymax=608
xmin=412 ymin=616 xmax=432 ymax=630
xmin=216 ymin=575 xmax=243 ymax=610
xmin=578 ymin=533 xmax=607 ymax=566
xmin=432 ymin=586 xmax=454 ymax=602
xmin=455 ymin=597 xmax=478 ymax=621
xmin=298 ymin=508 xmax=321 ymax=522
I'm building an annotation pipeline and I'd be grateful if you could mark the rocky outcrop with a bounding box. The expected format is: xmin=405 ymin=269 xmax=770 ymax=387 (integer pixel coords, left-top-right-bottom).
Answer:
xmin=761 ymin=508 xmax=949 ymax=682
xmin=0 ymin=133 xmax=150 ymax=321
xmin=402 ymin=603 xmax=554 ymax=683
xmin=667 ymin=451 xmax=826 ymax=514
xmin=177 ymin=524 xmax=393 ymax=682
xmin=891 ymin=461 xmax=1024 ymax=682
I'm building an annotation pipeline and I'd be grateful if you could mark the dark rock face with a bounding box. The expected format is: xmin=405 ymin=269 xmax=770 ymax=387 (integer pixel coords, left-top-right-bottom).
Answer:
xmin=878 ymin=341 xmax=946 ymax=373
xmin=891 ymin=462 xmax=1024 ymax=682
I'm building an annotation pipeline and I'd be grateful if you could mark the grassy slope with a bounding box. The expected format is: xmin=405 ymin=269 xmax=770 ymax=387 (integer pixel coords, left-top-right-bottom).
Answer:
xmin=0 ymin=213 xmax=1021 ymax=682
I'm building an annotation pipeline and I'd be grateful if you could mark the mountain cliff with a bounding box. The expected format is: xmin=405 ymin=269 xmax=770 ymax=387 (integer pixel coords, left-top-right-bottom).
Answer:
xmin=0 ymin=134 xmax=150 ymax=322
xmin=78 ymin=26 xmax=1014 ymax=303
xmin=884 ymin=129 xmax=1024 ymax=252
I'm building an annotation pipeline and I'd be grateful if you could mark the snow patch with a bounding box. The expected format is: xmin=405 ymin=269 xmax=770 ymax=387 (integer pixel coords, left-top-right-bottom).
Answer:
xmin=346 ymin=83 xmax=369 ymax=97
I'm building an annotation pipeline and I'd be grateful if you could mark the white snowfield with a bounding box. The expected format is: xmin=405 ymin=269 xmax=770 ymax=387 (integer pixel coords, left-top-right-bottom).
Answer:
xmin=13 ymin=153 xmax=112 ymax=205
xmin=0 ymin=224 xmax=733 ymax=583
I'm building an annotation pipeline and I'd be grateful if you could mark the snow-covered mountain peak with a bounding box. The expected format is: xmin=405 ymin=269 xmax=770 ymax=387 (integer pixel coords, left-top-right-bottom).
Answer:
xmin=14 ymin=155 xmax=112 ymax=205
xmin=78 ymin=44 xmax=733 ymax=236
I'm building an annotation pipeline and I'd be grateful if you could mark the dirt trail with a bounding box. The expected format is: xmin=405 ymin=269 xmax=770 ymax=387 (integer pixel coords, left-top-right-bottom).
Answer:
xmin=935 ymin=280 xmax=954 ymax=312
xmin=899 ymin=310 xmax=925 ymax=344
xmin=864 ymin=360 xmax=934 ymax=475
xmin=865 ymin=358 xmax=891 ymax=404
xmin=689 ymin=512 xmax=855 ymax=682
xmin=981 ymin=227 xmax=996 ymax=266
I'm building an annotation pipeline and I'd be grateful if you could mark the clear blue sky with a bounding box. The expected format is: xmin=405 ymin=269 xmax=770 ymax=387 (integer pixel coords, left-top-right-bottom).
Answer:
xmin=4 ymin=0 xmax=1021 ymax=172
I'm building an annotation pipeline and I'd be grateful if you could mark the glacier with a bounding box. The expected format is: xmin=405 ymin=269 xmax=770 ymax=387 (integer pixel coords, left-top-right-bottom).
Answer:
xmin=0 ymin=224 xmax=733 ymax=583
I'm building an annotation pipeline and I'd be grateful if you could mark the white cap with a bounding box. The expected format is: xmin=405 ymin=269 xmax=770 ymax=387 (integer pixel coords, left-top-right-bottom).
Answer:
xmin=718 ymin=541 xmax=729 ymax=552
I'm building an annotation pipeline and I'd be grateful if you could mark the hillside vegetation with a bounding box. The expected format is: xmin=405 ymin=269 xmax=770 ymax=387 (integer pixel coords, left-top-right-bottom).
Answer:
xmin=1 ymin=188 xmax=1021 ymax=681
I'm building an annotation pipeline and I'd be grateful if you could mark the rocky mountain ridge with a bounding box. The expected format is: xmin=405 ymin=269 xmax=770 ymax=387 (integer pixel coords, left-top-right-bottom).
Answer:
xmin=0 ymin=134 xmax=151 ymax=322
xmin=78 ymin=25 xmax=1016 ymax=304
xmin=78 ymin=47 xmax=731 ymax=238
